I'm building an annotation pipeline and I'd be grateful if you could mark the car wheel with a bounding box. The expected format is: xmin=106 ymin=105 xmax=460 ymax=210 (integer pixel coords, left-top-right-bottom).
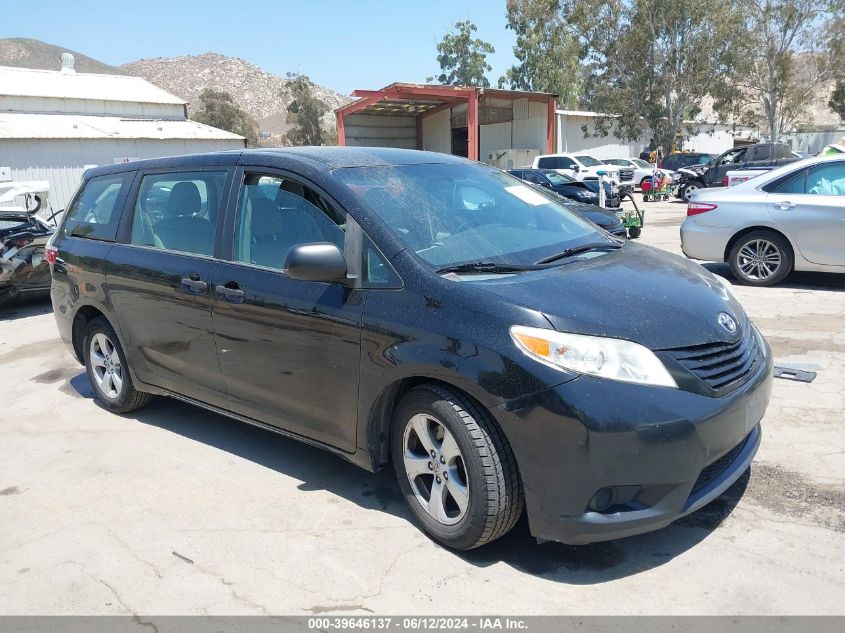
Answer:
xmin=84 ymin=317 xmax=154 ymax=413
xmin=728 ymin=231 xmax=793 ymax=286
xmin=391 ymin=384 xmax=524 ymax=550
xmin=681 ymin=181 xmax=703 ymax=201
xmin=628 ymin=226 xmax=641 ymax=239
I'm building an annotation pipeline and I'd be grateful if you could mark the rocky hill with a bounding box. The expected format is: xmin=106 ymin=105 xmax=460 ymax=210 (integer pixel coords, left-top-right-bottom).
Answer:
xmin=0 ymin=38 xmax=123 ymax=74
xmin=121 ymin=53 xmax=351 ymax=142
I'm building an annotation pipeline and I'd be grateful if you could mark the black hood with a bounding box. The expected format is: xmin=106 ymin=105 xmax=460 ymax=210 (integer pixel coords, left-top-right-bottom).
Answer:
xmin=472 ymin=243 xmax=747 ymax=350
xmin=561 ymin=202 xmax=621 ymax=227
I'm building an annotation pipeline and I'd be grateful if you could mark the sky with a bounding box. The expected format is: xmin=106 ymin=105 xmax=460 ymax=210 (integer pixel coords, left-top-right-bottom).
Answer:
xmin=1 ymin=0 xmax=519 ymax=95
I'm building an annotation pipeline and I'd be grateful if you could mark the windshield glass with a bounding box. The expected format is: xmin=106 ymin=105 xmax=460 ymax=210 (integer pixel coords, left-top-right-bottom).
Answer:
xmin=335 ymin=162 xmax=605 ymax=269
xmin=575 ymin=155 xmax=603 ymax=167
xmin=543 ymin=171 xmax=575 ymax=185
xmin=632 ymin=158 xmax=653 ymax=168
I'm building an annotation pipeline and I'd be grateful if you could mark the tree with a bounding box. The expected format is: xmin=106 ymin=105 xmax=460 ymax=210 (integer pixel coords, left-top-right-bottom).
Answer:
xmin=192 ymin=88 xmax=259 ymax=147
xmin=285 ymin=73 xmax=331 ymax=146
xmin=552 ymin=0 xmax=743 ymax=152
xmin=830 ymin=80 xmax=845 ymax=121
xmin=428 ymin=20 xmax=495 ymax=87
xmin=498 ymin=0 xmax=581 ymax=108
xmin=728 ymin=0 xmax=845 ymax=141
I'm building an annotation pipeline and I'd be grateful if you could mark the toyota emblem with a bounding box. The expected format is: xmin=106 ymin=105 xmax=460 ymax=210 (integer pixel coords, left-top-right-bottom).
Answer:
xmin=718 ymin=312 xmax=737 ymax=334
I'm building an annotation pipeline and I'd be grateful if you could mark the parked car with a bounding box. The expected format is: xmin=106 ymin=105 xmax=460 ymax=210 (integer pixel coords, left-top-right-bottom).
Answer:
xmin=0 ymin=181 xmax=56 ymax=304
xmin=661 ymin=152 xmax=715 ymax=172
xmin=602 ymin=157 xmax=676 ymax=189
xmin=556 ymin=199 xmax=628 ymax=238
xmin=49 ymin=147 xmax=772 ymax=550
xmin=681 ymin=155 xmax=845 ymax=286
xmin=507 ymin=168 xmax=620 ymax=208
xmin=532 ymin=153 xmax=623 ymax=184
xmin=678 ymin=143 xmax=801 ymax=201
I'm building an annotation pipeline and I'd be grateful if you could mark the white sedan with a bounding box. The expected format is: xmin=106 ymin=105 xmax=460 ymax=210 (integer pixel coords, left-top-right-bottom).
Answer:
xmin=680 ymin=155 xmax=845 ymax=286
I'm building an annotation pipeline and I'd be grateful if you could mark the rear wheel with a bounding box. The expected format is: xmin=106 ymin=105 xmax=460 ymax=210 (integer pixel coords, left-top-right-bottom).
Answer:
xmin=83 ymin=318 xmax=153 ymax=413
xmin=391 ymin=385 xmax=523 ymax=550
xmin=628 ymin=226 xmax=641 ymax=239
xmin=728 ymin=230 xmax=793 ymax=286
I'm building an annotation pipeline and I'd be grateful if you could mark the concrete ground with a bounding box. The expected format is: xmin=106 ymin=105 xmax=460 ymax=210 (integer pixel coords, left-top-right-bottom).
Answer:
xmin=1 ymin=199 xmax=843 ymax=615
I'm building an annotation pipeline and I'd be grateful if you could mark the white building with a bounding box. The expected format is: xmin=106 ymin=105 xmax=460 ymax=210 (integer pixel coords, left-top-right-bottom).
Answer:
xmin=0 ymin=54 xmax=245 ymax=210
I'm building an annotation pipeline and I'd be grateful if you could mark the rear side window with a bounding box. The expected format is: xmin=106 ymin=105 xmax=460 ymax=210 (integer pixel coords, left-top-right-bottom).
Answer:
xmin=130 ymin=171 xmax=228 ymax=257
xmin=64 ymin=173 xmax=133 ymax=240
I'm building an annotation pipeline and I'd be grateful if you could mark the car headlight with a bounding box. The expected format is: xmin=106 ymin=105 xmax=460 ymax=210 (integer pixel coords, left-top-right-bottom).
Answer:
xmin=510 ymin=325 xmax=678 ymax=388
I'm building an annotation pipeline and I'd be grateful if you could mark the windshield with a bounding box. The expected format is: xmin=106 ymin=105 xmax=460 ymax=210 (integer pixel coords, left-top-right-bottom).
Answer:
xmin=575 ymin=155 xmax=603 ymax=167
xmin=543 ymin=171 xmax=575 ymax=185
xmin=632 ymin=158 xmax=653 ymax=168
xmin=336 ymin=162 xmax=605 ymax=269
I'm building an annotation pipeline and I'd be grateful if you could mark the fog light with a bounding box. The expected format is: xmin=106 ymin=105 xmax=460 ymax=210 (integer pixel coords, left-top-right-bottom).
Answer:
xmin=589 ymin=488 xmax=614 ymax=512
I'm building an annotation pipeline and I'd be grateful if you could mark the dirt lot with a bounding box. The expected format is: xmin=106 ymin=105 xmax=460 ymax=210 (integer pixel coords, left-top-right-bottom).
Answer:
xmin=1 ymin=199 xmax=843 ymax=615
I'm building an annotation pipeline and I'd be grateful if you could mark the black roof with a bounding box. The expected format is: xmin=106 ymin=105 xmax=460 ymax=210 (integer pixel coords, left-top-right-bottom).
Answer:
xmin=84 ymin=147 xmax=468 ymax=179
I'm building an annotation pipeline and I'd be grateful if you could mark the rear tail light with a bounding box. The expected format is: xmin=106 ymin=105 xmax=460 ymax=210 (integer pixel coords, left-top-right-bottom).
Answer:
xmin=687 ymin=202 xmax=718 ymax=217
xmin=45 ymin=245 xmax=58 ymax=266
xmin=724 ymin=175 xmax=729 ymax=187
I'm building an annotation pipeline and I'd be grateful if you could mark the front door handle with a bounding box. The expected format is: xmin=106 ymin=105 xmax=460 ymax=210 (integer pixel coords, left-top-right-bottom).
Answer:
xmin=215 ymin=282 xmax=245 ymax=303
xmin=181 ymin=275 xmax=208 ymax=293
xmin=774 ymin=200 xmax=796 ymax=210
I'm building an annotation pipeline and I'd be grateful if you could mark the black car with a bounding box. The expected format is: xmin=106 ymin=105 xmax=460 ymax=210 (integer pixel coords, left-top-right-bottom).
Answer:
xmin=508 ymin=168 xmax=620 ymax=208
xmin=1 ymin=208 xmax=55 ymax=304
xmin=48 ymin=148 xmax=772 ymax=550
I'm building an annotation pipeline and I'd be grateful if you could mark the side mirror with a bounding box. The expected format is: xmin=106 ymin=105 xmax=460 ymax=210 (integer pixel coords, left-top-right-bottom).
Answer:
xmin=284 ymin=242 xmax=347 ymax=282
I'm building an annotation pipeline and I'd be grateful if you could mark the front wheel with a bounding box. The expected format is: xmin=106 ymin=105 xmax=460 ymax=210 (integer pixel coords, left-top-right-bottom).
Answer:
xmin=391 ymin=385 xmax=524 ymax=550
xmin=84 ymin=318 xmax=154 ymax=413
xmin=728 ymin=231 xmax=793 ymax=286
xmin=628 ymin=226 xmax=641 ymax=239
xmin=680 ymin=180 xmax=703 ymax=201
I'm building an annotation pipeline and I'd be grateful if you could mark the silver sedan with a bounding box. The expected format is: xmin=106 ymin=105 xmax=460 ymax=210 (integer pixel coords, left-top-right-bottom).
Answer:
xmin=680 ymin=155 xmax=845 ymax=286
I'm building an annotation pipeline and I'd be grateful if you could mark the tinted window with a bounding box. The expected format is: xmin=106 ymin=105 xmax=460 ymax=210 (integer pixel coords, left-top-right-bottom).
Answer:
xmin=64 ymin=173 xmax=133 ymax=240
xmin=537 ymin=156 xmax=574 ymax=169
xmin=234 ymin=173 xmax=345 ymax=270
xmin=336 ymin=162 xmax=602 ymax=269
xmin=523 ymin=172 xmax=545 ymax=185
xmin=806 ymin=163 xmax=845 ymax=196
xmin=772 ymin=171 xmax=806 ymax=194
xmin=130 ymin=171 xmax=227 ymax=257
xmin=776 ymin=145 xmax=794 ymax=159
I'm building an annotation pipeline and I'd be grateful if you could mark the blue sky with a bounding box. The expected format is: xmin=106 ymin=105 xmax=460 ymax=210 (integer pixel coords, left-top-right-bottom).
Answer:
xmin=1 ymin=0 xmax=518 ymax=94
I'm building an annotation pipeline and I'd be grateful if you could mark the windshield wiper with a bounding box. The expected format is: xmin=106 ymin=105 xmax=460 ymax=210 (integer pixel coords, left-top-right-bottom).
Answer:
xmin=436 ymin=261 xmax=536 ymax=275
xmin=534 ymin=241 xmax=623 ymax=265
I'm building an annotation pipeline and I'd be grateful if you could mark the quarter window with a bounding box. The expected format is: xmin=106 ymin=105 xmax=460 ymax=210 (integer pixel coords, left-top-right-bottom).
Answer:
xmin=130 ymin=171 xmax=227 ymax=256
xmin=234 ymin=174 xmax=345 ymax=270
xmin=64 ymin=173 xmax=133 ymax=240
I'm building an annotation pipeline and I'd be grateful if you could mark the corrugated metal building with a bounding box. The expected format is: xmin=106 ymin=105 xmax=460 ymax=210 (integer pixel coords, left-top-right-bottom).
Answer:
xmin=0 ymin=54 xmax=245 ymax=210
xmin=336 ymin=84 xmax=556 ymax=168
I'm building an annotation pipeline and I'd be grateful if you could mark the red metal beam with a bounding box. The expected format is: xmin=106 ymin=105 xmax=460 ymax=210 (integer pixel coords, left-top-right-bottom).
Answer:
xmin=336 ymin=109 xmax=346 ymax=146
xmin=546 ymin=98 xmax=557 ymax=154
xmin=335 ymin=95 xmax=385 ymax=116
xmin=467 ymin=90 xmax=479 ymax=161
xmin=356 ymin=85 xmax=475 ymax=100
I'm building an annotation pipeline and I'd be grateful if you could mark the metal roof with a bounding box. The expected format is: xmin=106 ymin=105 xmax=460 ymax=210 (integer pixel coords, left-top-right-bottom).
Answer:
xmin=0 ymin=65 xmax=186 ymax=105
xmin=0 ymin=112 xmax=244 ymax=140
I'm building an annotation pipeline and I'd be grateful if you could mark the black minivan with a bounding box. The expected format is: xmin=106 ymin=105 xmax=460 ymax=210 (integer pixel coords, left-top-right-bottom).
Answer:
xmin=48 ymin=148 xmax=772 ymax=550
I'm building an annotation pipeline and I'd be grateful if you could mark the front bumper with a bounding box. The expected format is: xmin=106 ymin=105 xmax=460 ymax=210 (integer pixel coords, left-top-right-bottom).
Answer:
xmin=492 ymin=342 xmax=772 ymax=545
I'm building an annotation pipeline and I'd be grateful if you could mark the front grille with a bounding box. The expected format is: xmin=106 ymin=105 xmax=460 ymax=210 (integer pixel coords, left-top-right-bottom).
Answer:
xmin=666 ymin=327 xmax=761 ymax=395
xmin=691 ymin=434 xmax=748 ymax=494
xmin=619 ymin=168 xmax=635 ymax=181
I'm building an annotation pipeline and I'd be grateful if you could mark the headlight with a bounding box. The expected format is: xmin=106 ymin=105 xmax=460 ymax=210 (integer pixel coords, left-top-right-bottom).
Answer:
xmin=510 ymin=325 xmax=678 ymax=388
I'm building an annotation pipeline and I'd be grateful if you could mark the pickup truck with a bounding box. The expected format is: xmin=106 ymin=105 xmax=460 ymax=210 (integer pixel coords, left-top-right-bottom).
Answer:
xmin=676 ymin=142 xmax=800 ymax=201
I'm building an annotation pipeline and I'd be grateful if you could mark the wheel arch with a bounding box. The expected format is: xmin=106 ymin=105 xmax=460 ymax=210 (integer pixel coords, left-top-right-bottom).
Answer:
xmin=723 ymin=225 xmax=796 ymax=264
xmin=71 ymin=304 xmax=110 ymax=363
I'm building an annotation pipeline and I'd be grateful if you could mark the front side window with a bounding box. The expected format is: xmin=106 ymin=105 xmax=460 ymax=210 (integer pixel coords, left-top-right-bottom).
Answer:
xmin=806 ymin=163 xmax=845 ymax=196
xmin=537 ymin=156 xmax=574 ymax=170
xmin=64 ymin=173 xmax=133 ymax=240
xmin=719 ymin=148 xmax=747 ymax=165
xmin=130 ymin=171 xmax=227 ymax=256
xmin=336 ymin=162 xmax=604 ymax=269
xmin=772 ymin=171 xmax=807 ymax=194
xmin=234 ymin=174 xmax=345 ymax=270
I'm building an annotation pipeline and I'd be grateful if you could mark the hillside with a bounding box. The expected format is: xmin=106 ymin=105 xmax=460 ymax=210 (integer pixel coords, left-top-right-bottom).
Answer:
xmin=121 ymin=53 xmax=351 ymax=142
xmin=0 ymin=38 xmax=123 ymax=75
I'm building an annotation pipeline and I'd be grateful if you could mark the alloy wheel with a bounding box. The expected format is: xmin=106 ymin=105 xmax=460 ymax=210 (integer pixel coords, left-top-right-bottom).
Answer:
xmin=737 ymin=239 xmax=782 ymax=281
xmin=683 ymin=183 xmax=699 ymax=200
xmin=89 ymin=332 xmax=123 ymax=399
xmin=402 ymin=413 xmax=470 ymax=525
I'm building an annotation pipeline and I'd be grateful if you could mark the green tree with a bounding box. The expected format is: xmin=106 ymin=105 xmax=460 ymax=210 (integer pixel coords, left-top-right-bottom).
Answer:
xmin=728 ymin=0 xmax=845 ymax=141
xmin=498 ymin=0 xmax=581 ymax=108
xmin=549 ymin=0 xmax=743 ymax=151
xmin=192 ymin=88 xmax=259 ymax=147
xmin=285 ymin=73 xmax=331 ymax=146
xmin=830 ymin=80 xmax=845 ymax=121
xmin=428 ymin=20 xmax=495 ymax=87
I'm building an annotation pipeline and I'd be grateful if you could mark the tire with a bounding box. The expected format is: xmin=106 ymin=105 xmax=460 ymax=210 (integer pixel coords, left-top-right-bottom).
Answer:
xmin=391 ymin=384 xmax=524 ymax=550
xmin=628 ymin=226 xmax=641 ymax=239
xmin=680 ymin=180 xmax=703 ymax=201
xmin=728 ymin=230 xmax=793 ymax=287
xmin=83 ymin=317 xmax=154 ymax=413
